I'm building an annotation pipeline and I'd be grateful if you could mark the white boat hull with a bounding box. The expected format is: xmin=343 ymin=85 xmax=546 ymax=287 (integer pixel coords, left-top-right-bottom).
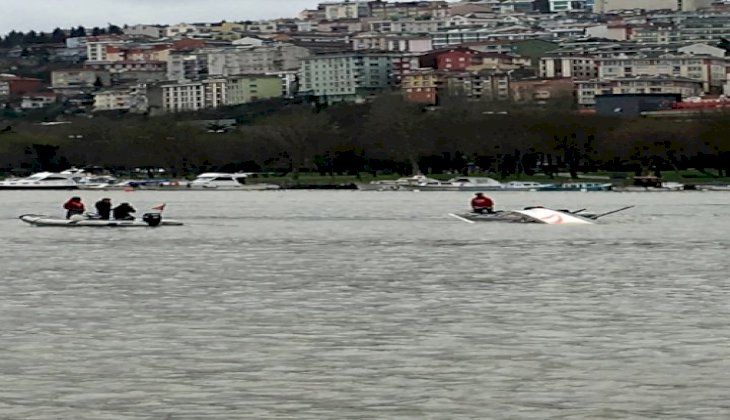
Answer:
xmin=19 ymin=214 xmax=183 ymax=227
xmin=450 ymin=208 xmax=594 ymax=224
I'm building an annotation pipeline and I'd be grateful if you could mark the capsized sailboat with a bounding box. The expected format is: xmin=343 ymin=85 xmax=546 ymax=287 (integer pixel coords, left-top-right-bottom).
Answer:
xmin=448 ymin=206 xmax=634 ymax=224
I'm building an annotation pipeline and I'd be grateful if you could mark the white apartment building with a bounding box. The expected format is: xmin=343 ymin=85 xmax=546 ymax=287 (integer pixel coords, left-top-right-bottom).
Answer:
xmin=368 ymin=19 xmax=446 ymax=34
xmin=206 ymin=44 xmax=310 ymax=76
xmin=321 ymin=0 xmax=369 ymax=20
xmin=596 ymin=55 xmax=729 ymax=92
xmin=593 ymin=0 xmax=713 ymax=12
xmin=93 ymin=88 xmax=133 ymax=111
xmin=352 ymin=33 xmax=433 ymax=52
xmin=123 ymin=24 xmax=165 ymax=38
xmin=86 ymin=39 xmax=126 ymax=63
xmin=549 ymin=0 xmax=587 ymax=12
xmin=540 ymin=56 xmax=599 ymax=79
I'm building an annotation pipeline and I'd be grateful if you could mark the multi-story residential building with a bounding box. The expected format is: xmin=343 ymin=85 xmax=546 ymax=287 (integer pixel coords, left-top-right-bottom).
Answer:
xmin=352 ymin=33 xmax=433 ymax=52
xmin=401 ymin=69 xmax=440 ymax=104
xmin=266 ymin=71 xmax=300 ymax=98
xmin=390 ymin=52 xmax=423 ymax=84
xmin=123 ymin=24 xmax=165 ymax=38
xmin=206 ymin=44 xmax=311 ymax=76
xmin=20 ymin=92 xmax=57 ymax=109
xmin=680 ymin=16 xmax=730 ymax=42
xmin=539 ymin=56 xmax=599 ymax=79
xmin=0 ymin=74 xmax=44 ymax=98
xmin=593 ymin=0 xmax=714 ymax=12
xmin=226 ymin=75 xmax=284 ymax=105
xmin=164 ymin=23 xmax=201 ymax=38
xmin=299 ymin=52 xmax=396 ymax=103
xmin=629 ymin=23 xmax=679 ymax=44
xmin=432 ymin=27 xmax=553 ymax=49
xmin=51 ymin=69 xmax=111 ymax=93
xmin=575 ymin=76 xmax=704 ymax=107
xmin=596 ymin=54 xmax=729 ymax=92
xmin=316 ymin=19 xmax=364 ymax=33
xmin=104 ymin=43 xmax=172 ymax=62
xmin=444 ymin=71 xmax=511 ymax=101
xmin=85 ymin=60 xmax=167 ymax=76
xmin=146 ymin=78 xmax=227 ymax=114
xmin=368 ymin=19 xmax=446 ymax=34
xmin=368 ymin=0 xmax=449 ymax=19
xmin=93 ymin=87 xmax=133 ymax=111
xmin=167 ymin=52 xmax=209 ymax=81
xmin=86 ymin=37 xmax=127 ymax=63
xmin=319 ymin=0 xmax=369 ymax=20
xmin=549 ymin=0 xmax=588 ymax=12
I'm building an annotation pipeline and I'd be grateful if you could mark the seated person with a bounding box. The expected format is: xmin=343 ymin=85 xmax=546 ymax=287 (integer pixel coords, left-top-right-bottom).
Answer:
xmin=471 ymin=192 xmax=494 ymax=214
xmin=63 ymin=196 xmax=85 ymax=219
xmin=95 ymin=198 xmax=112 ymax=220
xmin=113 ymin=202 xmax=136 ymax=220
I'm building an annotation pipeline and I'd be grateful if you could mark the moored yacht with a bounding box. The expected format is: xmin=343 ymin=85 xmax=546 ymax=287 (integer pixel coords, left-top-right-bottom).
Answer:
xmin=188 ymin=173 xmax=280 ymax=190
xmin=0 ymin=172 xmax=79 ymax=189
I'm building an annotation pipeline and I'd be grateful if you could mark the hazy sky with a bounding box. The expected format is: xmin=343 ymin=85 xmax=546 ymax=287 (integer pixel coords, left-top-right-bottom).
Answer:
xmin=0 ymin=0 xmax=358 ymax=33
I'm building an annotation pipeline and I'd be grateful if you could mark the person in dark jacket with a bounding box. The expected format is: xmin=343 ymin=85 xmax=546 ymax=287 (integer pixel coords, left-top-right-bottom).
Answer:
xmin=63 ymin=196 xmax=85 ymax=219
xmin=113 ymin=202 xmax=136 ymax=220
xmin=95 ymin=198 xmax=112 ymax=220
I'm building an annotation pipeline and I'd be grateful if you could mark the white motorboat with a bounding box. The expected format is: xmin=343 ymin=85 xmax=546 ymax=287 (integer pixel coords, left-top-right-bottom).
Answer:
xmin=19 ymin=212 xmax=183 ymax=227
xmin=0 ymin=172 xmax=79 ymax=189
xmin=188 ymin=173 xmax=280 ymax=190
xmin=613 ymin=176 xmax=684 ymax=192
xmin=357 ymin=175 xmax=444 ymax=191
xmin=448 ymin=206 xmax=634 ymax=224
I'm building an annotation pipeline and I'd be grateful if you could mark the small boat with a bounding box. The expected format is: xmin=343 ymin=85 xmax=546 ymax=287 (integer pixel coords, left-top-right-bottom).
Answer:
xmin=188 ymin=173 xmax=280 ymax=190
xmin=357 ymin=175 xmax=444 ymax=191
xmin=537 ymin=182 xmax=613 ymax=192
xmin=19 ymin=212 xmax=183 ymax=227
xmin=613 ymin=176 xmax=685 ymax=192
xmin=0 ymin=172 xmax=79 ymax=190
xmin=449 ymin=206 xmax=633 ymax=224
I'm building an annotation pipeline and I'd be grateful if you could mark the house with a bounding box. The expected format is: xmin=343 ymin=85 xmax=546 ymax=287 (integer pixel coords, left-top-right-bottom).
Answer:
xmin=20 ymin=91 xmax=57 ymax=109
xmin=0 ymin=74 xmax=44 ymax=97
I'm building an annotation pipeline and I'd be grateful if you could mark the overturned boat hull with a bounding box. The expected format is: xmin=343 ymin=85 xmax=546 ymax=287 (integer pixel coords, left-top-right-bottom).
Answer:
xmin=450 ymin=208 xmax=594 ymax=224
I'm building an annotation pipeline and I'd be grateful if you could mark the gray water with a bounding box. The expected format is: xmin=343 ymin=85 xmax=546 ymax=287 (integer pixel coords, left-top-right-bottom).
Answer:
xmin=1 ymin=190 xmax=729 ymax=419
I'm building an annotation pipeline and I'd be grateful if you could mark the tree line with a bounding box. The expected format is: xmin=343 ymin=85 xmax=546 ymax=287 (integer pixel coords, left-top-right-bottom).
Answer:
xmin=1 ymin=25 xmax=123 ymax=48
xmin=1 ymin=94 xmax=730 ymax=179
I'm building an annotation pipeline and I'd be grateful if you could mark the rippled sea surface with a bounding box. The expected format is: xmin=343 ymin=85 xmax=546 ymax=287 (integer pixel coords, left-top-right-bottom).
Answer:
xmin=2 ymin=189 xmax=730 ymax=419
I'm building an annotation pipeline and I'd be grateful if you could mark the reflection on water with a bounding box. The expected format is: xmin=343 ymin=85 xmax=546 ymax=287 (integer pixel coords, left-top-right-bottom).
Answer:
xmin=1 ymin=191 xmax=730 ymax=419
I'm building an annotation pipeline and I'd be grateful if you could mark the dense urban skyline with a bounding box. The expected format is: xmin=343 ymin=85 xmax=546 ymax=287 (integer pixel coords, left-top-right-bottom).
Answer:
xmin=0 ymin=0 xmax=457 ymax=33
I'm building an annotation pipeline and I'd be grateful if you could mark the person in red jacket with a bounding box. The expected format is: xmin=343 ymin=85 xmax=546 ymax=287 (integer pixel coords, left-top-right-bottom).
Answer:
xmin=471 ymin=192 xmax=494 ymax=214
xmin=63 ymin=196 xmax=85 ymax=219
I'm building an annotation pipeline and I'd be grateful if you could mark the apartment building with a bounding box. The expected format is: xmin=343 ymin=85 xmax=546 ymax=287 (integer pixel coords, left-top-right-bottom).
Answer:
xmin=86 ymin=38 xmax=127 ymax=63
xmin=146 ymin=78 xmax=227 ymax=113
xmin=444 ymin=71 xmax=511 ymax=101
xmin=368 ymin=19 xmax=446 ymax=34
xmin=368 ymin=0 xmax=449 ymax=19
xmin=206 ymin=44 xmax=310 ymax=76
xmin=167 ymin=52 xmax=209 ymax=82
xmin=549 ymin=0 xmax=588 ymax=12
xmin=539 ymin=56 xmax=599 ymax=79
xmin=226 ymin=75 xmax=283 ymax=105
xmin=575 ymin=76 xmax=703 ymax=107
xmin=402 ymin=69 xmax=440 ymax=104
xmin=593 ymin=0 xmax=713 ymax=12
xmin=596 ymin=54 xmax=729 ymax=92
xmin=352 ymin=33 xmax=433 ymax=52
xmin=319 ymin=1 xmax=369 ymax=20
xmin=299 ymin=52 xmax=396 ymax=103
xmin=432 ymin=27 xmax=552 ymax=49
